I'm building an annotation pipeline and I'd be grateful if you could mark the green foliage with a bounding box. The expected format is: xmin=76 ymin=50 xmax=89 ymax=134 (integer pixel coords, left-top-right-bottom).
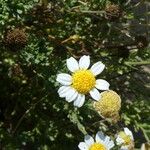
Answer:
xmin=0 ymin=0 xmax=150 ymax=149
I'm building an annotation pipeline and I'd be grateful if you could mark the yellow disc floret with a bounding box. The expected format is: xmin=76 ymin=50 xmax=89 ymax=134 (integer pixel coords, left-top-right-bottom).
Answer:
xmin=119 ymin=131 xmax=132 ymax=145
xmin=72 ymin=69 xmax=96 ymax=94
xmin=89 ymin=143 xmax=106 ymax=150
xmin=93 ymin=90 xmax=121 ymax=120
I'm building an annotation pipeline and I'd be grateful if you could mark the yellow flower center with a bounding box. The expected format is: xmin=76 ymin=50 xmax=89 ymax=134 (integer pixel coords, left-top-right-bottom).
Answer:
xmin=119 ymin=131 xmax=132 ymax=145
xmin=89 ymin=143 xmax=106 ymax=150
xmin=72 ymin=69 xmax=96 ymax=94
xmin=93 ymin=90 xmax=121 ymax=119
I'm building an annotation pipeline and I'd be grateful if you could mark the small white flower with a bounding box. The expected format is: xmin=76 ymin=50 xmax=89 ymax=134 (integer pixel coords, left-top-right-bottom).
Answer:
xmin=56 ymin=55 xmax=110 ymax=107
xmin=116 ymin=127 xmax=134 ymax=150
xmin=141 ymin=143 xmax=150 ymax=150
xmin=78 ymin=131 xmax=114 ymax=150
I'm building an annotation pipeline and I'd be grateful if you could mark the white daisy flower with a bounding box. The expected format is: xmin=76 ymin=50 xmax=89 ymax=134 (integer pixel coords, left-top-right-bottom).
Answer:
xmin=56 ymin=55 xmax=110 ymax=107
xmin=116 ymin=127 xmax=134 ymax=150
xmin=78 ymin=131 xmax=114 ymax=150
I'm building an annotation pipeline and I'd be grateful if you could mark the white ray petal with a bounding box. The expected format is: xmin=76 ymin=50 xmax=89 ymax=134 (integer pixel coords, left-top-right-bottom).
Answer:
xmin=65 ymin=88 xmax=77 ymax=102
xmin=66 ymin=90 xmax=78 ymax=102
xmin=56 ymin=73 xmax=72 ymax=85
xmin=104 ymin=136 xmax=110 ymax=145
xmin=90 ymin=61 xmax=105 ymax=76
xmin=73 ymin=94 xmax=85 ymax=107
xmin=67 ymin=57 xmax=79 ymax=72
xmin=116 ymin=136 xmax=124 ymax=145
xmin=124 ymin=128 xmax=134 ymax=140
xmin=58 ymin=86 xmax=71 ymax=98
xmin=78 ymin=142 xmax=88 ymax=150
xmin=95 ymin=131 xmax=105 ymax=143
xmin=84 ymin=135 xmax=94 ymax=147
xmin=79 ymin=55 xmax=90 ymax=69
xmin=107 ymin=140 xmax=115 ymax=149
xmin=104 ymin=136 xmax=114 ymax=149
xmin=95 ymin=79 xmax=110 ymax=90
xmin=58 ymin=86 xmax=67 ymax=93
xmin=89 ymin=88 xmax=101 ymax=101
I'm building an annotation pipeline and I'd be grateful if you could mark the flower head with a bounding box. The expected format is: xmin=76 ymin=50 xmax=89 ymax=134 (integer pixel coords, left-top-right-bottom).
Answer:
xmin=105 ymin=4 xmax=122 ymax=21
xmin=56 ymin=55 xmax=110 ymax=107
xmin=93 ymin=90 xmax=121 ymax=122
xmin=78 ymin=131 xmax=114 ymax=150
xmin=5 ymin=28 xmax=27 ymax=51
xmin=116 ymin=127 xmax=134 ymax=150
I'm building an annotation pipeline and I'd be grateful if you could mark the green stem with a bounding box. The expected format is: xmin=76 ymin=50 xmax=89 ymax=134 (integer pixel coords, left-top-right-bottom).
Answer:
xmin=125 ymin=61 xmax=150 ymax=66
xmin=139 ymin=126 xmax=150 ymax=142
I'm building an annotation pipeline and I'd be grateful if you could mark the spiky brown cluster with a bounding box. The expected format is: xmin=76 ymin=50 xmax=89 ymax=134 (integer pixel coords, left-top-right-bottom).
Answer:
xmin=105 ymin=4 xmax=123 ymax=21
xmin=5 ymin=29 xmax=28 ymax=51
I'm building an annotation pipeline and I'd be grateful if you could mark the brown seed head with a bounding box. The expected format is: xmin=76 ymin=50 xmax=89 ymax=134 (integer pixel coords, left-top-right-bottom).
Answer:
xmin=105 ymin=4 xmax=123 ymax=21
xmin=5 ymin=28 xmax=27 ymax=51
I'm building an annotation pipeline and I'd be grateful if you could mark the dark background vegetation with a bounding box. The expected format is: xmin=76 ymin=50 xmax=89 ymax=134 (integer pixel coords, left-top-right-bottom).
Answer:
xmin=0 ymin=0 xmax=149 ymax=149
